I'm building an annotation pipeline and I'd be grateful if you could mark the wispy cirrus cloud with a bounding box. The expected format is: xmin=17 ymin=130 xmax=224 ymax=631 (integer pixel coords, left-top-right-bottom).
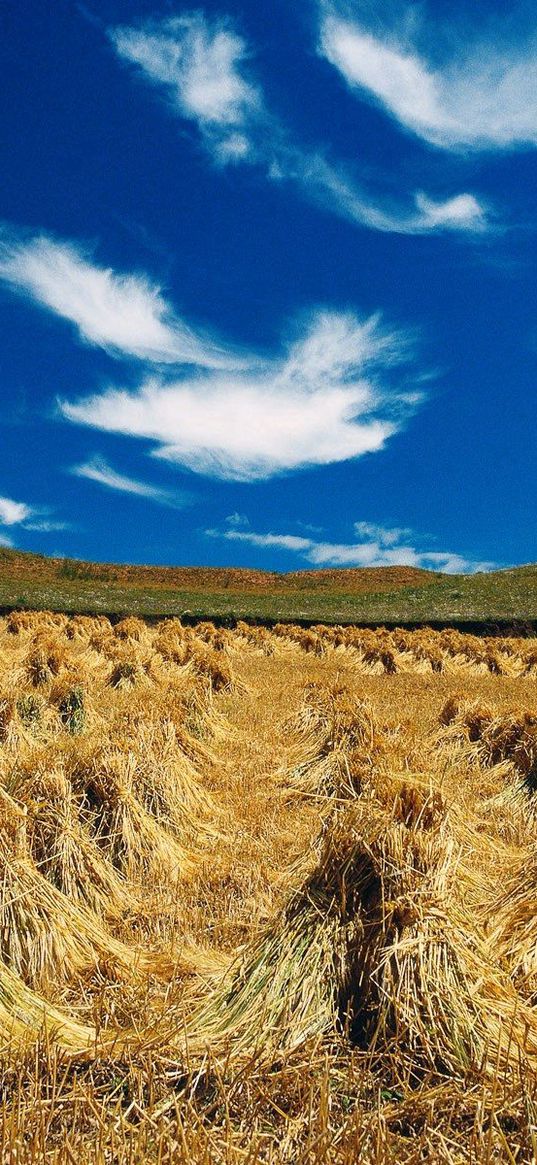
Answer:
xmin=111 ymin=12 xmax=265 ymax=166
xmin=318 ymin=4 xmax=537 ymax=152
xmin=110 ymin=11 xmax=487 ymax=234
xmin=23 ymin=520 xmax=72 ymax=533
xmin=71 ymin=455 xmax=192 ymax=508
xmin=208 ymin=528 xmax=313 ymax=554
xmin=207 ymin=519 xmax=493 ymax=574
xmin=60 ymin=308 xmax=421 ymax=481
xmin=0 ymin=230 xmax=242 ymax=368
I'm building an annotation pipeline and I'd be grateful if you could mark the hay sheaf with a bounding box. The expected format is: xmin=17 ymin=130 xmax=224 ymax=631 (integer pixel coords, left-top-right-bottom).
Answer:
xmin=439 ymin=696 xmax=537 ymax=787
xmin=279 ymin=682 xmax=384 ymax=798
xmin=186 ymin=797 xmax=537 ymax=1078
xmin=0 ymin=789 xmax=154 ymax=990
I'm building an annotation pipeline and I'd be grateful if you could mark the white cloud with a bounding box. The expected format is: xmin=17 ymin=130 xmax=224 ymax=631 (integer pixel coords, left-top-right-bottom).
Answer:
xmin=207 ymin=520 xmax=493 ymax=574
xmin=225 ymin=512 xmax=250 ymax=529
xmin=353 ymin=521 xmax=412 ymax=546
xmin=109 ymin=11 xmax=487 ymax=234
xmin=0 ymin=231 xmax=242 ymax=368
xmin=207 ymin=528 xmax=312 ymax=553
xmin=24 ymin=520 xmax=72 ymax=533
xmin=60 ymin=309 xmax=419 ymax=481
xmin=284 ymin=151 xmax=488 ymax=235
xmin=412 ymin=192 xmax=487 ymax=232
xmin=0 ymin=494 xmax=69 ymax=539
xmin=111 ymin=13 xmax=265 ymax=165
xmin=71 ymin=455 xmax=190 ymax=507
xmin=0 ymin=496 xmax=33 ymax=526
xmin=319 ymin=7 xmax=537 ymax=151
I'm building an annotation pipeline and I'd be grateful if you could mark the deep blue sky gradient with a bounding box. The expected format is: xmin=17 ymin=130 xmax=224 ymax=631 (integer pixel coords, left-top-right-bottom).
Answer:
xmin=0 ymin=0 xmax=535 ymax=569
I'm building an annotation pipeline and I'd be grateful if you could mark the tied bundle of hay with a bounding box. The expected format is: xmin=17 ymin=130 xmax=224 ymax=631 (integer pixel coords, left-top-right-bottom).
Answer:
xmin=0 ymin=789 xmax=150 ymax=989
xmin=280 ymin=682 xmax=382 ymax=798
xmin=155 ymin=624 xmax=188 ymax=667
xmin=73 ymin=749 xmax=196 ymax=884
xmin=438 ymin=695 xmax=494 ymax=734
xmin=16 ymin=694 xmax=43 ymax=735
xmin=56 ymin=684 xmax=86 ymax=735
xmin=401 ymin=634 xmax=444 ymax=674
xmin=16 ymin=766 xmax=132 ymax=920
xmin=65 ymin=614 xmax=111 ymax=642
xmin=233 ymin=623 xmax=277 ymax=656
xmin=341 ymin=629 xmax=398 ymax=675
xmin=483 ymin=846 xmax=537 ymax=1001
xmin=439 ymin=697 xmax=537 ymax=789
xmin=186 ymin=795 xmax=537 ymax=1079
xmin=24 ymin=634 xmax=67 ymax=687
xmin=194 ymin=622 xmax=231 ymax=653
xmin=6 ymin=611 xmax=46 ymax=636
xmin=362 ymin=646 xmax=397 ymax=675
xmin=107 ymin=655 xmax=145 ymax=689
xmin=93 ymin=724 xmax=220 ymax=848
xmin=113 ymin=616 xmax=148 ymax=643
xmin=184 ymin=642 xmax=235 ymax=693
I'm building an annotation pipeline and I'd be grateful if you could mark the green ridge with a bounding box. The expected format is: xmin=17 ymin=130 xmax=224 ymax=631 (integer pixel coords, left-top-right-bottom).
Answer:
xmin=1 ymin=549 xmax=536 ymax=626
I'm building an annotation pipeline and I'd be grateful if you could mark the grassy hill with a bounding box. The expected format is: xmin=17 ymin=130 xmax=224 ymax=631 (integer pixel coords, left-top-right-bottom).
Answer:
xmin=0 ymin=547 xmax=536 ymax=627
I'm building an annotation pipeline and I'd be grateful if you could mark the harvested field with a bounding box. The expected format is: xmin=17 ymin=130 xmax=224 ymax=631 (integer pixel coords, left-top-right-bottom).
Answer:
xmin=2 ymin=613 xmax=537 ymax=1161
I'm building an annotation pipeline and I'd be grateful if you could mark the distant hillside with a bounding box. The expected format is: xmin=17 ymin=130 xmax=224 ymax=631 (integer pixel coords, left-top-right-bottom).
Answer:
xmin=0 ymin=549 xmax=441 ymax=594
xmin=0 ymin=547 xmax=536 ymax=627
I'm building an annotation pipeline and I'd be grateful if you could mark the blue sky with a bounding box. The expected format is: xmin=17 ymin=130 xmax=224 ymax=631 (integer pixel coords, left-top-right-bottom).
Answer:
xmin=0 ymin=0 xmax=535 ymax=573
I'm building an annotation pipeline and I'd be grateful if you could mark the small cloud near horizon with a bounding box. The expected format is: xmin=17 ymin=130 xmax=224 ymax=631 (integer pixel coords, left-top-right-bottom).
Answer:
xmin=206 ymin=518 xmax=495 ymax=574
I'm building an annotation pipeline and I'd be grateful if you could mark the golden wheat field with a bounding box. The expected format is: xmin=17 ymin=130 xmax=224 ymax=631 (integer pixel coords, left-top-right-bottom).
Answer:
xmin=1 ymin=612 xmax=537 ymax=1161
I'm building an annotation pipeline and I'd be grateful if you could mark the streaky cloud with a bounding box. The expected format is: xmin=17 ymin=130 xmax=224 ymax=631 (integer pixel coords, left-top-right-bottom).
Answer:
xmin=0 ymin=229 xmax=245 ymax=369
xmin=110 ymin=10 xmax=488 ymax=235
xmin=60 ymin=309 xmax=420 ymax=482
xmin=0 ymin=495 xmax=33 ymax=526
xmin=111 ymin=13 xmax=265 ymax=166
xmin=207 ymin=519 xmax=494 ymax=574
xmin=0 ymin=495 xmax=67 ymax=538
xmin=71 ymin=455 xmax=191 ymax=508
xmin=319 ymin=5 xmax=537 ymax=152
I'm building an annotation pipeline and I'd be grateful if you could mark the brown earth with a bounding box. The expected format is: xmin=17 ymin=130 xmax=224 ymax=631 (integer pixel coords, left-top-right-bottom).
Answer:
xmin=0 ymin=548 xmax=443 ymax=595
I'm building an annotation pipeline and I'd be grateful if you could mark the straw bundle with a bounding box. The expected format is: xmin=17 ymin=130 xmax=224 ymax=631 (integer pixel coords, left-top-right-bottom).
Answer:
xmin=114 ymin=616 xmax=148 ymax=643
xmin=194 ymin=622 xmax=231 ymax=653
xmin=6 ymin=611 xmax=43 ymax=636
xmin=18 ymin=767 xmax=132 ymax=919
xmin=439 ymin=697 xmax=537 ymax=784
xmin=280 ymin=682 xmax=381 ymax=797
xmin=101 ymin=724 xmax=220 ymax=844
xmin=154 ymin=624 xmax=188 ymax=667
xmin=0 ymin=789 xmax=149 ymax=989
xmin=65 ymin=614 xmax=111 ymax=642
xmin=185 ymin=642 xmax=235 ymax=693
xmin=187 ymin=799 xmax=537 ymax=1079
xmin=73 ymin=749 xmax=196 ymax=884
xmin=362 ymin=646 xmax=398 ymax=674
xmin=25 ymin=634 xmax=67 ymax=687
xmin=483 ymin=847 xmax=537 ymax=1000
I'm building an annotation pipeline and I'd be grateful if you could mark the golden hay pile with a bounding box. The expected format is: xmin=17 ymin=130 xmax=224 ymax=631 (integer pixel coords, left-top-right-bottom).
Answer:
xmin=1 ymin=612 xmax=537 ymax=1161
